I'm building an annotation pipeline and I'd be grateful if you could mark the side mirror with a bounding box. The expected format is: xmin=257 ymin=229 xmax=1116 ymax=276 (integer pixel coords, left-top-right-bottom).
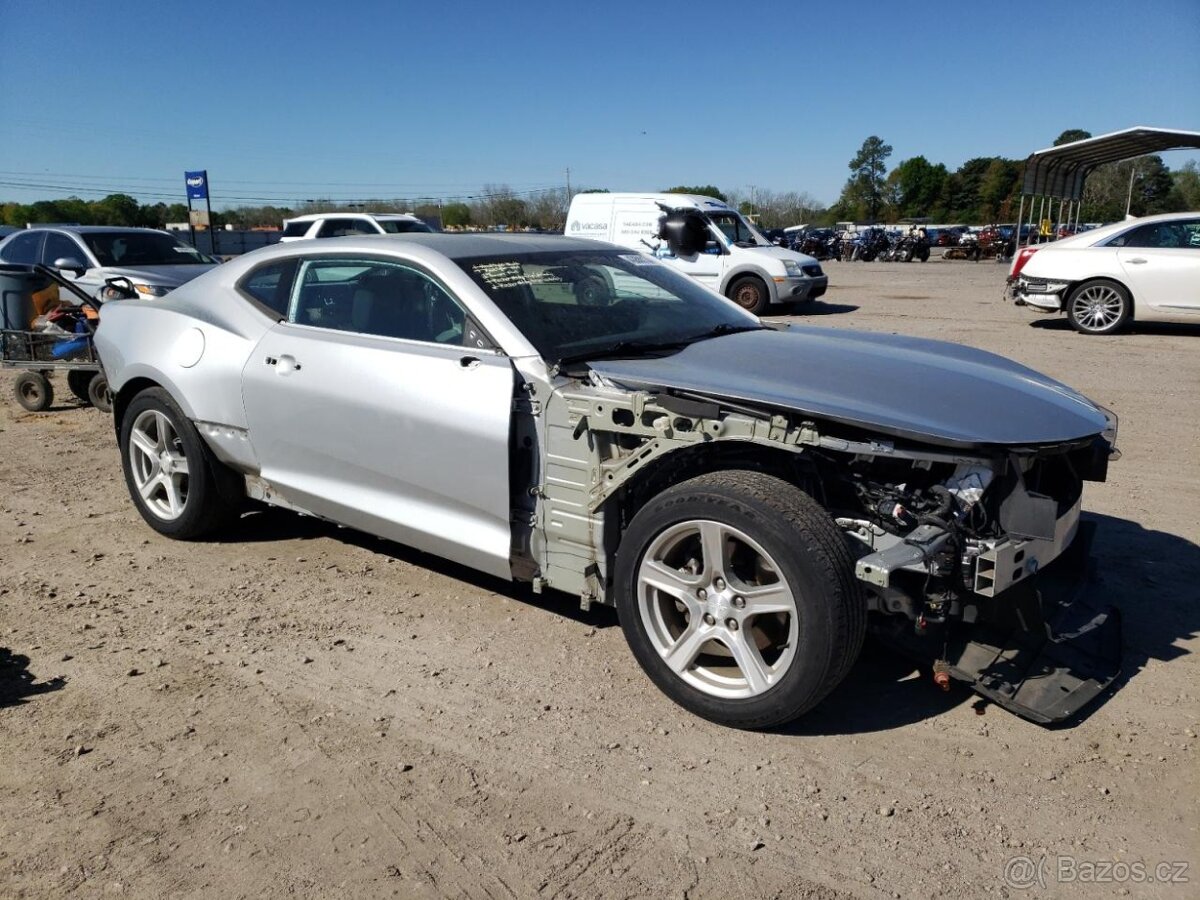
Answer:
xmin=53 ymin=257 xmax=87 ymax=277
xmin=103 ymin=276 xmax=138 ymax=300
xmin=704 ymin=240 xmax=722 ymax=254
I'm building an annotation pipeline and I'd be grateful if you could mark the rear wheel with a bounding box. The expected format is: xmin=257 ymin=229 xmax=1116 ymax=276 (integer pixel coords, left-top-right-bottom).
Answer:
xmin=13 ymin=372 xmax=53 ymax=412
xmin=614 ymin=471 xmax=866 ymax=729
xmin=119 ymin=388 xmax=241 ymax=538
xmin=87 ymin=372 xmax=112 ymax=413
xmin=727 ymin=276 xmax=769 ymax=315
xmin=67 ymin=370 xmax=93 ymax=403
xmin=1066 ymin=279 xmax=1132 ymax=335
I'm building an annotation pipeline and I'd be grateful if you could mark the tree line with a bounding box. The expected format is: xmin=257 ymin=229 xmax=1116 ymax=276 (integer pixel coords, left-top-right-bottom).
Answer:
xmin=4 ymin=130 xmax=1197 ymax=234
xmin=827 ymin=130 xmax=1200 ymax=225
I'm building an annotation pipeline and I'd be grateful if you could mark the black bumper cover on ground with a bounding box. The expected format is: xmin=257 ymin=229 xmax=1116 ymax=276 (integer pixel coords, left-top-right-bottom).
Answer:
xmin=945 ymin=521 xmax=1122 ymax=724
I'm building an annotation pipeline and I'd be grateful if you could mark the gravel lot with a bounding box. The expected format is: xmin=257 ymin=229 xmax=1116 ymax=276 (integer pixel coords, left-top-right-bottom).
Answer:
xmin=2 ymin=256 xmax=1197 ymax=899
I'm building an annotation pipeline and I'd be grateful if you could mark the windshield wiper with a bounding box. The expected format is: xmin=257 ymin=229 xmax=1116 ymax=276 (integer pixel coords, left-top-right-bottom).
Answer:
xmin=555 ymin=324 xmax=765 ymax=368
xmin=683 ymin=323 xmax=767 ymax=343
xmin=555 ymin=338 xmax=694 ymax=367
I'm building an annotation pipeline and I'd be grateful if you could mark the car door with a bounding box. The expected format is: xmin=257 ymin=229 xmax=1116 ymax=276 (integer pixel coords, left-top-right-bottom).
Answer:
xmin=40 ymin=232 xmax=97 ymax=295
xmin=1115 ymin=218 xmax=1200 ymax=312
xmin=240 ymin=254 xmax=517 ymax=579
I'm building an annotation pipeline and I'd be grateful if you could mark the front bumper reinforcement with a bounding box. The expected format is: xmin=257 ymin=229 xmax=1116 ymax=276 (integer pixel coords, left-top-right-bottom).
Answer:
xmin=944 ymin=521 xmax=1121 ymax=724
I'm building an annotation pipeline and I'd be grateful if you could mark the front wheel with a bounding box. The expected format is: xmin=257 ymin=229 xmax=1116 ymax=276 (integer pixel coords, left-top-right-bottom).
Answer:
xmin=727 ymin=276 xmax=769 ymax=315
xmin=614 ymin=471 xmax=866 ymax=729
xmin=1066 ymin=279 xmax=1132 ymax=335
xmin=119 ymin=387 xmax=241 ymax=538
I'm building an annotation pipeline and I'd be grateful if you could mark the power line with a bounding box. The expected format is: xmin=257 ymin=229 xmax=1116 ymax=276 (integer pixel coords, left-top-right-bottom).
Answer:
xmin=0 ymin=177 xmax=569 ymax=205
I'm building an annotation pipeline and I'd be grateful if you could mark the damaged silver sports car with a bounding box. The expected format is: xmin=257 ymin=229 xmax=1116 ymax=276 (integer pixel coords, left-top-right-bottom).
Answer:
xmin=94 ymin=234 xmax=1122 ymax=729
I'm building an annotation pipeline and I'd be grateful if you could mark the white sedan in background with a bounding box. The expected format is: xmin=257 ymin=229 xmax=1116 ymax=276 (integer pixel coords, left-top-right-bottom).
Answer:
xmin=1010 ymin=212 xmax=1200 ymax=334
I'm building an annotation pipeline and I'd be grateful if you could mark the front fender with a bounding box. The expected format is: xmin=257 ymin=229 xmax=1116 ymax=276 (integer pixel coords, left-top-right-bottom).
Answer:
xmin=718 ymin=264 xmax=779 ymax=302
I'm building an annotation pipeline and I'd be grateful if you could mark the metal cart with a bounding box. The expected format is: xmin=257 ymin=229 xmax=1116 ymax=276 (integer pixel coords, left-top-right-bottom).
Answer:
xmin=1 ymin=264 xmax=113 ymax=413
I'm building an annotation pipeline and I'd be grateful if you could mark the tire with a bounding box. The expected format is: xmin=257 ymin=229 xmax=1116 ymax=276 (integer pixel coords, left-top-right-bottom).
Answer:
xmin=118 ymin=387 xmax=241 ymax=539
xmin=1066 ymin=279 xmax=1132 ymax=335
xmin=916 ymin=246 xmax=930 ymax=262
xmin=727 ymin=276 xmax=769 ymax=315
xmin=67 ymin=370 xmax=93 ymax=403
xmin=87 ymin=372 xmax=112 ymax=413
xmin=13 ymin=372 xmax=53 ymax=412
xmin=575 ymin=275 xmax=610 ymax=307
xmin=613 ymin=471 xmax=866 ymax=730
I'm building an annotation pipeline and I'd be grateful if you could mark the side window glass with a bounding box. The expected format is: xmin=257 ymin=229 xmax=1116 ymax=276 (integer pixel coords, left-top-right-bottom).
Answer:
xmin=240 ymin=259 xmax=298 ymax=317
xmin=281 ymin=221 xmax=311 ymax=238
xmin=42 ymin=233 xmax=87 ymax=266
xmin=351 ymin=219 xmax=380 ymax=234
xmin=316 ymin=219 xmax=358 ymax=238
xmin=1 ymin=231 xmax=43 ymax=265
xmin=289 ymin=258 xmax=468 ymax=346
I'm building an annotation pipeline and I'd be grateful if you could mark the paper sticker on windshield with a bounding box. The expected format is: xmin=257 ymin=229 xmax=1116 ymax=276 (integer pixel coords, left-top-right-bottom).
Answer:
xmin=471 ymin=261 xmax=565 ymax=290
xmin=618 ymin=254 xmax=657 ymax=266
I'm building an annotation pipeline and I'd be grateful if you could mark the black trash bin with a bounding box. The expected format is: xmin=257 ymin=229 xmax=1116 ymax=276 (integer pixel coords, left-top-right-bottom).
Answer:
xmin=0 ymin=264 xmax=51 ymax=330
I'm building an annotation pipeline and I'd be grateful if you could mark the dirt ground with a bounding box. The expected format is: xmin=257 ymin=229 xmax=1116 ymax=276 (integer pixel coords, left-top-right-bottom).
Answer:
xmin=1 ymin=257 xmax=1197 ymax=899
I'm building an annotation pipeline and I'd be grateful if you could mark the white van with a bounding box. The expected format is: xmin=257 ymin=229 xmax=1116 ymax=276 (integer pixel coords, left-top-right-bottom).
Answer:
xmin=564 ymin=192 xmax=827 ymax=313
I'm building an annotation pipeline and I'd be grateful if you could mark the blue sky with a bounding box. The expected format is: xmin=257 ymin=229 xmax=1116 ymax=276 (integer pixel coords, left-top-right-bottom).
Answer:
xmin=0 ymin=0 xmax=1196 ymax=208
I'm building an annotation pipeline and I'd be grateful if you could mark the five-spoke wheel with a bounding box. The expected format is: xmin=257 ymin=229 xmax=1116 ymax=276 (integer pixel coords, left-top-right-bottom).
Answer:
xmin=615 ymin=470 xmax=866 ymax=729
xmin=119 ymin=387 xmax=241 ymax=538
xmin=128 ymin=408 xmax=191 ymax=521
xmin=637 ymin=519 xmax=798 ymax=699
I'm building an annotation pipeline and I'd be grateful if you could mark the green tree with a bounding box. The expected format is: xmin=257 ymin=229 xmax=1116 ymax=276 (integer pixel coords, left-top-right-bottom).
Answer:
xmin=93 ymin=193 xmax=141 ymax=226
xmin=978 ymin=159 xmax=1022 ymax=221
xmin=1173 ymin=161 xmax=1200 ymax=210
xmin=441 ymin=202 xmax=472 ymax=228
xmin=889 ymin=156 xmax=949 ymax=219
xmin=846 ymin=136 xmax=892 ymax=221
xmin=661 ymin=185 xmax=727 ymax=202
xmin=1053 ymin=129 xmax=1092 ymax=146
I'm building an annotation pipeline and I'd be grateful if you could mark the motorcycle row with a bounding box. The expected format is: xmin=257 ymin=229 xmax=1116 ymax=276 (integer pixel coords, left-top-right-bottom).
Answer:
xmin=792 ymin=227 xmax=932 ymax=263
xmin=790 ymin=225 xmax=1015 ymax=263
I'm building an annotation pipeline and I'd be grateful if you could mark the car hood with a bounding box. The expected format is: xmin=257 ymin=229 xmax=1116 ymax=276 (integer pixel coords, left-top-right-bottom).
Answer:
xmin=744 ymin=244 xmax=819 ymax=266
xmin=588 ymin=326 xmax=1108 ymax=448
xmin=87 ymin=264 xmax=217 ymax=289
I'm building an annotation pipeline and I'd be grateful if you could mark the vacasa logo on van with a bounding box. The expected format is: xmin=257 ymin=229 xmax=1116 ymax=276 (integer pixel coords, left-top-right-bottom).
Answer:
xmin=569 ymin=221 xmax=607 ymax=233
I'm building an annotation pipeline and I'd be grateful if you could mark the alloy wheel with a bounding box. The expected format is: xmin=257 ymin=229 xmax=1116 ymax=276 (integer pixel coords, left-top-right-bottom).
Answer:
xmin=128 ymin=409 xmax=191 ymax=520
xmin=1070 ymin=284 xmax=1125 ymax=332
xmin=637 ymin=519 xmax=799 ymax=699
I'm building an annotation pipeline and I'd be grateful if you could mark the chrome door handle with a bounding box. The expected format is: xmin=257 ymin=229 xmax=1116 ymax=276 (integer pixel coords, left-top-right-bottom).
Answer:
xmin=1128 ymin=258 xmax=1148 ymax=264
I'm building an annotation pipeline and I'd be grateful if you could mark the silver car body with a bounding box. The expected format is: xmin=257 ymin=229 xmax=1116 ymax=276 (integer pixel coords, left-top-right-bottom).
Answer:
xmin=95 ymin=233 xmax=1112 ymax=594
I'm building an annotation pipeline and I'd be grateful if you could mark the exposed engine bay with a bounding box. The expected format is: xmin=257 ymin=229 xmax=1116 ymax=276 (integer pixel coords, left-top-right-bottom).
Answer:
xmin=530 ymin=371 xmax=1122 ymax=725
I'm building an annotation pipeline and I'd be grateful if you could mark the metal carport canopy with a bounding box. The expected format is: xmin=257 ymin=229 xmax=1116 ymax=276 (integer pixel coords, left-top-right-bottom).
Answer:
xmin=1022 ymin=126 xmax=1200 ymax=201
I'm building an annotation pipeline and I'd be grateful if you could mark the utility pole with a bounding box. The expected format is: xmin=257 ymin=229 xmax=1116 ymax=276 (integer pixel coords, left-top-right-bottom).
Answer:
xmin=565 ymin=167 xmax=571 ymax=200
xmin=1124 ymin=159 xmax=1139 ymax=218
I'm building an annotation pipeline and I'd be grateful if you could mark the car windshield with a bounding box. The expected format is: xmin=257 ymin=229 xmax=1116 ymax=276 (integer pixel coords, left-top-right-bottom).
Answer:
xmin=456 ymin=249 xmax=761 ymax=364
xmin=80 ymin=232 xmax=213 ymax=267
xmin=708 ymin=212 xmax=768 ymax=247
xmin=378 ymin=219 xmax=434 ymax=234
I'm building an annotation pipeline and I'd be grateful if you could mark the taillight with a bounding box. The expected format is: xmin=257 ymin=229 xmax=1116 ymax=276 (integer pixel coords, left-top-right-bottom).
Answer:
xmin=1010 ymin=246 xmax=1038 ymax=278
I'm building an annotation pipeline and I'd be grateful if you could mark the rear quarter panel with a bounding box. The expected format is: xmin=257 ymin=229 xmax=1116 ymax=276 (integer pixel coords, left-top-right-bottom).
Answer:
xmin=95 ymin=298 xmax=270 ymax=431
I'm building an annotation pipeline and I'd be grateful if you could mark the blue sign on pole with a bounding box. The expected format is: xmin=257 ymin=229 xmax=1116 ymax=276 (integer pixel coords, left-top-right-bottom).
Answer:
xmin=185 ymin=170 xmax=208 ymax=201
